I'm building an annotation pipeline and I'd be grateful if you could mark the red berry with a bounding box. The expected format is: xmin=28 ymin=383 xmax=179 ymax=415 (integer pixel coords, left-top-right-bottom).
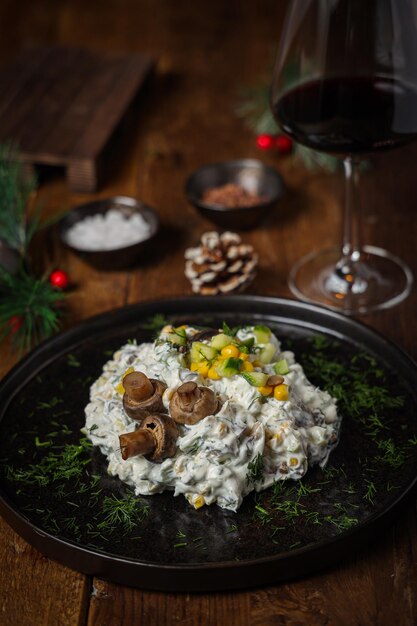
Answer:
xmin=275 ymin=134 xmax=293 ymax=154
xmin=49 ymin=269 xmax=69 ymax=290
xmin=9 ymin=315 xmax=22 ymax=333
xmin=256 ymin=133 xmax=275 ymax=150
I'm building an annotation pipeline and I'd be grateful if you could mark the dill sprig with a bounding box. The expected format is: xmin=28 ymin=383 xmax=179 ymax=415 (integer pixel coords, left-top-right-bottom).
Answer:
xmin=8 ymin=437 xmax=93 ymax=487
xmin=246 ymin=453 xmax=264 ymax=484
xmin=302 ymin=337 xmax=405 ymax=445
xmin=98 ymin=494 xmax=150 ymax=533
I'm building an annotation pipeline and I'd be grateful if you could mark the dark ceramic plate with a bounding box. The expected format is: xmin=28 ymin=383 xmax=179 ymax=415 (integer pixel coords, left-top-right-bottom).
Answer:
xmin=0 ymin=296 xmax=417 ymax=592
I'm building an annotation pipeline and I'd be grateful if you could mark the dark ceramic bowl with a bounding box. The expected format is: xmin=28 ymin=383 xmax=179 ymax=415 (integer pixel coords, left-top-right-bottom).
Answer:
xmin=58 ymin=196 xmax=159 ymax=270
xmin=185 ymin=159 xmax=285 ymax=229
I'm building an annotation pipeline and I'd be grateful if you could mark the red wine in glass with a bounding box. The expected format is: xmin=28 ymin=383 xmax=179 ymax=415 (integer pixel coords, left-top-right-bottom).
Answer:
xmin=274 ymin=76 xmax=417 ymax=154
xmin=271 ymin=0 xmax=415 ymax=314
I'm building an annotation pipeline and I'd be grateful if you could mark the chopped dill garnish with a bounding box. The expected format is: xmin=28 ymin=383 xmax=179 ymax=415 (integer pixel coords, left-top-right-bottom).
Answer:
xmin=246 ymin=453 xmax=264 ymax=484
xmin=66 ymin=353 xmax=81 ymax=367
xmin=364 ymin=480 xmax=377 ymax=504
xmin=98 ymin=494 xmax=149 ymax=533
xmin=9 ymin=437 xmax=92 ymax=487
xmin=254 ymin=503 xmax=273 ymax=524
xmin=34 ymin=436 xmax=52 ymax=448
xmin=226 ymin=523 xmax=238 ymax=533
xmin=296 ymin=481 xmax=321 ymax=498
xmin=37 ymin=397 xmax=61 ymax=410
xmin=142 ymin=313 xmax=169 ymax=333
xmin=375 ymin=438 xmax=406 ymax=469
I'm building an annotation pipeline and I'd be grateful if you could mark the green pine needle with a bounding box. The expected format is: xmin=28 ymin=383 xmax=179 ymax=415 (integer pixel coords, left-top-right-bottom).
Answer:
xmin=0 ymin=143 xmax=37 ymax=256
xmin=0 ymin=266 xmax=65 ymax=352
xmin=235 ymin=83 xmax=340 ymax=172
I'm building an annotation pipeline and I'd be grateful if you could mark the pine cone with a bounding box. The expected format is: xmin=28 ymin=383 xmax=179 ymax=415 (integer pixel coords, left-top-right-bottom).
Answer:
xmin=184 ymin=231 xmax=258 ymax=295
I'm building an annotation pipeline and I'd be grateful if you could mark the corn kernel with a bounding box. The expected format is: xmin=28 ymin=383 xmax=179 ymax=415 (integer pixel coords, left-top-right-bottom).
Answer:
xmin=208 ymin=366 xmax=221 ymax=380
xmin=257 ymin=385 xmax=273 ymax=396
xmin=221 ymin=344 xmax=240 ymax=358
xmin=115 ymin=367 xmax=135 ymax=394
xmin=289 ymin=457 xmax=298 ymax=467
xmin=239 ymin=352 xmax=249 ymax=361
xmin=190 ymin=362 xmax=199 ymax=372
xmin=274 ymin=384 xmax=289 ymax=401
xmin=242 ymin=360 xmax=254 ymax=372
xmin=197 ymin=362 xmax=210 ymax=377
xmin=274 ymin=432 xmax=283 ymax=443
xmin=194 ymin=495 xmax=205 ymax=509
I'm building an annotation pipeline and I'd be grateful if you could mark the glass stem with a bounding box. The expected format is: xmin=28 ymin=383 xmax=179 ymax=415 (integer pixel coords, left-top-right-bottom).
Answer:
xmin=333 ymin=157 xmax=364 ymax=292
xmin=341 ymin=157 xmax=361 ymax=263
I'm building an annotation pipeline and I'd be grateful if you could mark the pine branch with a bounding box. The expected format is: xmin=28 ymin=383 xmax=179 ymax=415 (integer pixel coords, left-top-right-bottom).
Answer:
xmin=0 ymin=143 xmax=37 ymax=256
xmin=0 ymin=266 xmax=66 ymax=353
xmin=235 ymin=83 xmax=341 ymax=172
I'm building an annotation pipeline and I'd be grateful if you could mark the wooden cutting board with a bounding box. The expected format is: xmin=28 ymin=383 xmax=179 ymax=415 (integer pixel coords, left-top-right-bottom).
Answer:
xmin=0 ymin=47 xmax=154 ymax=192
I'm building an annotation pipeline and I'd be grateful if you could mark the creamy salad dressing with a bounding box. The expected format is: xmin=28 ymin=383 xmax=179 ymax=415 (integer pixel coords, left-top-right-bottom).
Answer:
xmin=85 ymin=326 xmax=341 ymax=511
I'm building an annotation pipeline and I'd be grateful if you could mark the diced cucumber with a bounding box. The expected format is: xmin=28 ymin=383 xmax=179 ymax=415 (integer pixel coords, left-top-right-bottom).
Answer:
xmin=167 ymin=327 xmax=187 ymax=346
xmin=241 ymin=371 xmax=269 ymax=387
xmin=258 ymin=342 xmax=276 ymax=364
xmin=217 ymin=357 xmax=242 ymax=378
xmin=190 ymin=342 xmax=218 ymax=363
xmin=253 ymin=325 xmax=271 ymax=344
xmin=274 ymin=359 xmax=289 ymax=375
xmin=211 ymin=333 xmax=234 ymax=350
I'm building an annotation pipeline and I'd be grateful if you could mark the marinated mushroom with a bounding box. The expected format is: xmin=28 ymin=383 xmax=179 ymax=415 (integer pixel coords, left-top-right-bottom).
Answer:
xmin=119 ymin=413 xmax=179 ymax=462
xmin=122 ymin=371 xmax=167 ymax=422
xmin=169 ymin=381 xmax=219 ymax=425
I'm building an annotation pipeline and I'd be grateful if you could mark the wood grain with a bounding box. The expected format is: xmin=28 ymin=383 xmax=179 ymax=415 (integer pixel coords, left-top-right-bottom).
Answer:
xmin=0 ymin=46 xmax=154 ymax=191
xmin=0 ymin=0 xmax=417 ymax=625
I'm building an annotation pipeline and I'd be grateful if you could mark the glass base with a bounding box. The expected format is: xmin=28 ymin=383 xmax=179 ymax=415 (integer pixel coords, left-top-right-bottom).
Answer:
xmin=288 ymin=245 xmax=413 ymax=315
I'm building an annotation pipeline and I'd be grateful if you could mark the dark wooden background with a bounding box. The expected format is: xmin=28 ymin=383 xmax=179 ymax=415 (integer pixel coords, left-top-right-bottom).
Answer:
xmin=0 ymin=1 xmax=416 ymax=624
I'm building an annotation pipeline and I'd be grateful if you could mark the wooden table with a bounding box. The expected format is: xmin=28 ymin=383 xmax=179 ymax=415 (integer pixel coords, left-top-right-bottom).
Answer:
xmin=1 ymin=1 xmax=416 ymax=624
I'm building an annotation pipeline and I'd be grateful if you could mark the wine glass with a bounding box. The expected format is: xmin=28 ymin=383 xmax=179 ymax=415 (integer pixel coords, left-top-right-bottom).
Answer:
xmin=271 ymin=0 xmax=415 ymax=314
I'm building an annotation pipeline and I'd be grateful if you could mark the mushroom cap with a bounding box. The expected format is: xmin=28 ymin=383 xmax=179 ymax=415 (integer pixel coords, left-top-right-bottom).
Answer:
xmin=123 ymin=376 xmax=167 ymax=422
xmin=169 ymin=383 xmax=219 ymax=425
xmin=140 ymin=413 xmax=179 ymax=462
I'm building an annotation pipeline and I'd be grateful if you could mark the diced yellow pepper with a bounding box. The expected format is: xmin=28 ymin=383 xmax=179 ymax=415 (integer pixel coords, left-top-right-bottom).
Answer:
xmin=274 ymin=384 xmax=289 ymax=401
xmin=115 ymin=367 xmax=135 ymax=394
xmin=208 ymin=366 xmax=221 ymax=380
xmin=221 ymin=344 xmax=240 ymax=358
xmin=194 ymin=495 xmax=205 ymax=509
xmin=197 ymin=362 xmax=210 ymax=377
xmin=257 ymin=385 xmax=273 ymax=396
xmin=242 ymin=360 xmax=254 ymax=372
xmin=190 ymin=362 xmax=199 ymax=372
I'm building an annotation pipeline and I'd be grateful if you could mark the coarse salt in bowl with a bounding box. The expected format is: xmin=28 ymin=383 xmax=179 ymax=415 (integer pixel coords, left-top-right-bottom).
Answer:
xmin=59 ymin=196 xmax=159 ymax=270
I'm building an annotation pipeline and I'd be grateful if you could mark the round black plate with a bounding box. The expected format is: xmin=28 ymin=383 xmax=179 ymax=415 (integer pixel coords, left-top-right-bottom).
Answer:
xmin=1 ymin=296 xmax=417 ymax=592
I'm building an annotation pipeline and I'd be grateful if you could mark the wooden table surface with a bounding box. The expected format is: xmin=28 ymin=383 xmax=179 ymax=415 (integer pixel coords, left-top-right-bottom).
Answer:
xmin=1 ymin=1 xmax=417 ymax=624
